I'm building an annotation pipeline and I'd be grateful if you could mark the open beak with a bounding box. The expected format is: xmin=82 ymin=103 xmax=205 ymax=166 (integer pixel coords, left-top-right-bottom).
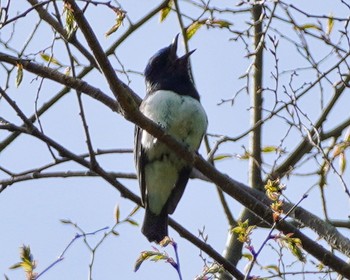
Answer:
xmin=179 ymin=49 xmax=196 ymax=61
xmin=169 ymin=34 xmax=179 ymax=59
xmin=169 ymin=34 xmax=196 ymax=67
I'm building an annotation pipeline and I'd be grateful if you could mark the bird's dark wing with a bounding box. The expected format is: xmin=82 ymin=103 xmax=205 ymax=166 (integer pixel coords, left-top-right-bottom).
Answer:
xmin=166 ymin=167 xmax=192 ymax=214
xmin=134 ymin=126 xmax=147 ymax=205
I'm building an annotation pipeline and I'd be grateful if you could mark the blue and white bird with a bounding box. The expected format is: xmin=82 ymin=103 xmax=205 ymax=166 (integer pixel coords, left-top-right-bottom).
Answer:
xmin=135 ymin=35 xmax=208 ymax=243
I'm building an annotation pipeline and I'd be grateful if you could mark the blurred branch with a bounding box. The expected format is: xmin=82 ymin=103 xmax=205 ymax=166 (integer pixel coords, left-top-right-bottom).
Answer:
xmin=27 ymin=0 xmax=99 ymax=68
xmin=0 ymin=171 xmax=136 ymax=189
xmin=0 ymin=87 xmax=245 ymax=279
xmin=204 ymin=136 xmax=236 ymax=227
xmin=0 ymin=0 xmax=51 ymax=27
xmin=270 ymin=73 xmax=350 ymax=180
xmin=2 ymin=1 xmax=350 ymax=278
xmin=2 ymin=65 xmax=350 ymax=277
xmin=0 ymin=0 xmax=166 ymax=152
xmin=38 ymin=2 xmax=350 ymax=271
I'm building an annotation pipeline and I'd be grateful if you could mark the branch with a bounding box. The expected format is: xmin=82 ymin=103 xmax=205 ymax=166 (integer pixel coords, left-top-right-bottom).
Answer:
xmin=65 ymin=0 xmax=139 ymax=119
xmin=27 ymin=0 xmax=99 ymax=68
xmin=54 ymin=2 xmax=350 ymax=277
xmin=0 ymin=52 xmax=121 ymax=112
xmin=270 ymin=73 xmax=350 ymax=180
xmin=0 ymin=88 xmax=245 ymax=279
xmin=0 ymin=0 xmax=166 ymax=152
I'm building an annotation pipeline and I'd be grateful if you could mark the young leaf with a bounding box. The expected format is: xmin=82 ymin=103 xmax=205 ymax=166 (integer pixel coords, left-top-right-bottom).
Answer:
xmin=40 ymin=53 xmax=62 ymax=66
xmin=213 ymin=154 xmax=232 ymax=161
xmin=242 ymin=253 xmax=254 ymax=261
xmin=10 ymin=245 xmax=37 ymax=279
xmin=237 ymin=151 xmax=251 ymax=160
xmin=232 ymin=219 xmax=256 ymax=243
xmin=105 ymin=9 xmax=126 ymax=37
xmin=326 ymin=14 xmax=334 ymax=35
xmin=126 ymin=218 xmax=139 ymax=226
xmin=186 ymin=21 xmax=203 ymax=40
xmin=211 ymin=19 xmax=232 ymax=29
xmin=15 ymin=63 xmax=23 ymax=88
xmin=115 ymin=204 xmax=120 ymax=223
xmin=128 ymin=205 xmax=140 ymax=218
xmin=280 ymin=234 xmax=305 ymax=262
xmin=160 ymin=0 xmax=173 ymax=22
xmin=262 ymin=146 xmax=278 ymax=153
xmin=64 ymin=2 xmax=77 ymax=37
xmin=339 ymin=152 xmax=346 ymax=174
xmin=344 ymin=127 xmax=350 ymax=142
xmin=294 ymin=23 xmax=321 ymax=31
xmin=134 ymin=251 xmax=164 ymax=272
xmin=263 ymin=264 xmax=280 ymax=273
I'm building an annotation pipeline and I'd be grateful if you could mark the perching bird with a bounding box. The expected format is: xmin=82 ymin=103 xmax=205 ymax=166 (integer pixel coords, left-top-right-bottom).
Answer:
xmin=134 ymin=35 xmax=208 ymax=243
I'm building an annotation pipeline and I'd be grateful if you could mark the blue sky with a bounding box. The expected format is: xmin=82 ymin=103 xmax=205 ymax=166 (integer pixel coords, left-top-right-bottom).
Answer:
xmin=1 ymin=0 xmax=350 ymax=279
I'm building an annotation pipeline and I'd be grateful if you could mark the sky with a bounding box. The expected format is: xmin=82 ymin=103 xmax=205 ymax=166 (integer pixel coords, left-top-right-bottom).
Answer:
xmin=0 ymin=0 xmax=350 ymax=279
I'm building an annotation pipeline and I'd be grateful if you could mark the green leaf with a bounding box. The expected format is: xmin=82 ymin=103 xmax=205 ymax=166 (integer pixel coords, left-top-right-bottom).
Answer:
xmin=40 ymin=53 xmax=62 ymax=66
xmin=280 ymin=234 xmax=305 ymax=262
xmin=242 ymin=253 xmax=253 ymax=261
xmin=126 ymin=218 xmax=139 ymax=226
xmin=294 ymin=23 xmax=321 ymax=31
xmin=106 ymin=8 xmax=126 ymax=37
xmin=237 ymin=151 xmax=250 ymax=160
xmin=15 ymin=63 xmax=23 ymax=88
xmin=64 ymin=2 xmax=77 ymax=37
xmin=9 ymin=263 xmax=22 ymax=270
xmin=213 ymin=154 xmax=232 ymax=161
xmin=134 ymin=253 xmax=146 ymax=272
xmin=186 ymin=21 xmax=203 ymax=40
xmin=344 ymin=127 xmax=350 ymax=142
xmin=151 ymin=254 xmax=167 ymax=262
xmin=105 ymin=22 xmax=122 ymax=37
xmin=262 ymin=146 xmax=278 ymax=153
xmin=134 ymin=251 xmax=162 ymax=272
xmin=115 ymin=204 xmax=120 ymax=223
xmin=212 ymin=19 xmax=232 ymax=28
xmin=326 ymin=14 xmax=334 ymax=35
xmin=316 ymin=262 xmax=325 ymax=271
xmin=10 ymin=245 xmax=37 ymax=276
xmin=263 ymin=264 xmax=280 ymax=273
xmin=128 ymin=205 xmax=140 ymax=217
xmin=160 ymin=0 xmax=173 ymax=22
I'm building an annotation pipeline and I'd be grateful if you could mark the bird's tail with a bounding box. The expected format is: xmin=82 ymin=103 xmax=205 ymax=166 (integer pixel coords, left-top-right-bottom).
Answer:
xmin=142 ymin=208 xmax=168 ymax=243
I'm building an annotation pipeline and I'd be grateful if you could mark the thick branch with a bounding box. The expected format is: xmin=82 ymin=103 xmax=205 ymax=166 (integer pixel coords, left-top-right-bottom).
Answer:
xmin=249 ymin=3 xmax=264 ymax=189
xmin=0 ymin=92 xmax=245 ymax=279
xmin=0 ymin=52 xmax=121 ymax=112
xmin=14 ymin=1 xmax=350 ymax=275
xmin=65 ymin=0 xmax=139 ymax=119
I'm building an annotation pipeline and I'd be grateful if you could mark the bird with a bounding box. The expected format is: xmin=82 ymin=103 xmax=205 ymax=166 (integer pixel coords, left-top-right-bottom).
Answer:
xmin=134 ymin=34 xmax=208 ymax=243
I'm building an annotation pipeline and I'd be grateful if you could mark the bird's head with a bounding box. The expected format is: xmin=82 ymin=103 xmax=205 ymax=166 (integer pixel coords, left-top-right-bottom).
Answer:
xmin=144 ymin=34 xmax=197 ymax=97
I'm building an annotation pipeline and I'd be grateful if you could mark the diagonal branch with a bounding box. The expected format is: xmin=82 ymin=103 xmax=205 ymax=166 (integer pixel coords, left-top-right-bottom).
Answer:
xmin=0 ymin=88 xmax=245 ymax=280
xmin=9 ymin=1 xmax=350 ymax=276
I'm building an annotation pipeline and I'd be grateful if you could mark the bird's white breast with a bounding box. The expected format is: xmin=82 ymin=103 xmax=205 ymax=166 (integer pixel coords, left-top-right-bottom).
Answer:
xmin=140 ymin=90 xmax=207 ymax=214
xmin=140 ymin=90 xmax=207 ymax=152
